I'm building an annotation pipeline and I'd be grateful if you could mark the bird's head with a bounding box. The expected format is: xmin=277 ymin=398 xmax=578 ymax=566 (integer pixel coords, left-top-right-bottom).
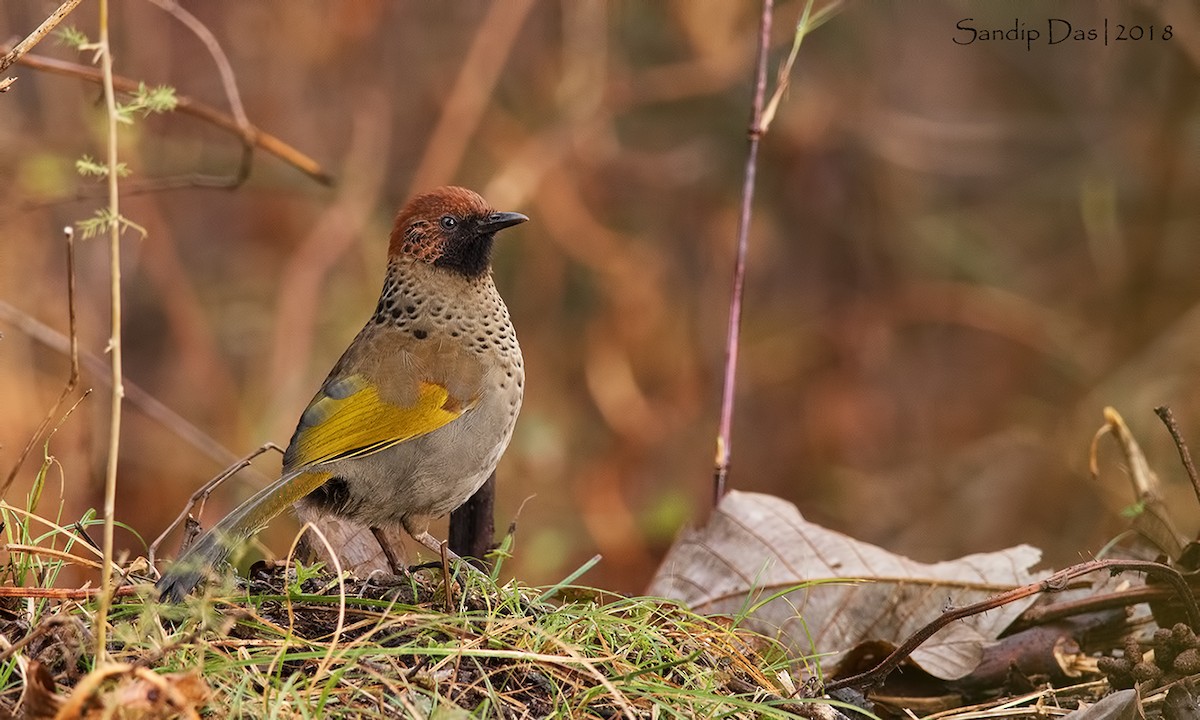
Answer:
xmin=387 ymin=186 xmax=527 ymax=279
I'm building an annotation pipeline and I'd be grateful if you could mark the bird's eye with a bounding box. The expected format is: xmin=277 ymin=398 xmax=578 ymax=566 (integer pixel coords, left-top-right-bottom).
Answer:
xmin=439 ymin=216 xmax=457 ymax=230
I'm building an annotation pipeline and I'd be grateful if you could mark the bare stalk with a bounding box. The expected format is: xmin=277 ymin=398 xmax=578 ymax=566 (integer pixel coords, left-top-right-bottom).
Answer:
xmin=5 ymin=49 xmax=333 ymax=186
xmin=1 ymin=228 xmax=80 ymax=495
xmin=0 ymin=0 xmax=84 ymax=76
xmin=95 ymin=0 xmax=123 ymax=664
xmin=1155 ymin=405 xmax=1200 ymax=509
xmin=713 ymin=0 xmax=774 ymax=504
xmin=144 ymin=0 xmax=254 ymax=186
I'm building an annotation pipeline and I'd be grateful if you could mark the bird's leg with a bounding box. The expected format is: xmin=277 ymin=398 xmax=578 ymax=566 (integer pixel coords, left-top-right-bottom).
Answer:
xmin=370 ymin=526 xmax=406 ymax=575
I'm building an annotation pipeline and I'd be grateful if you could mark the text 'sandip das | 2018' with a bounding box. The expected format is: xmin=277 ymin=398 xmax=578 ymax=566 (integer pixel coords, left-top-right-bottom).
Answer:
xmin=954 ymin=18 xmax=1173 ymax=51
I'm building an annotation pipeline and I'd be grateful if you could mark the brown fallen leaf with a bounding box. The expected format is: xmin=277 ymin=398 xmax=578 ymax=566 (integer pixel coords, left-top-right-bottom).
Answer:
xmin=50 ymin=663 xmax=208 ymax=720
xmin=21 ymin=661 xmax=62 ymax=720
xmin=1090 ymin=406 xmax=1185 ymax=560
xmin=647 ymin=491 xmax=1047 ymax=680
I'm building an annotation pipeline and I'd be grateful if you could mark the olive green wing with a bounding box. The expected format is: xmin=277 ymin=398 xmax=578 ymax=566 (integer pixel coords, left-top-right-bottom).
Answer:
xmin=286 ymin=374 xmax=471 ymax=468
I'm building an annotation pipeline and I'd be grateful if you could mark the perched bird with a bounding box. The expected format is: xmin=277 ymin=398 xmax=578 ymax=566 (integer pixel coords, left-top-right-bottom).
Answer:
xmin=156 ymin=186 xmax=527 ymax=601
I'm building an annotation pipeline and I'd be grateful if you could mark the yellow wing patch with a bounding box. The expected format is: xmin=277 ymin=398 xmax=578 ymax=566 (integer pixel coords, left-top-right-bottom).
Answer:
xmin=289 ymin=376 xmax=467 ymax=468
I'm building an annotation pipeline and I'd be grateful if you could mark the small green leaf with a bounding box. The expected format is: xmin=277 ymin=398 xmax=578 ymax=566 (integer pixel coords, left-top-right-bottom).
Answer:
xmin=54 ymin=26 xmax=90 ymax=49
xmin=75 ymin=155 xmax=129 ymax=179
xmin=76 ymin=209 xmax=148 ymax=240
xmin=1121 ymin=501 xmax=1147 ymax=519
xmin=116 ymin=82 xmax=178 ymax=120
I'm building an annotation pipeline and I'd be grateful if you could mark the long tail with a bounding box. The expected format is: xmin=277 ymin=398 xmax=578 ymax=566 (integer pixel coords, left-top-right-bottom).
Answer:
xmin=156 ymin=468 xmax=331 ymax=602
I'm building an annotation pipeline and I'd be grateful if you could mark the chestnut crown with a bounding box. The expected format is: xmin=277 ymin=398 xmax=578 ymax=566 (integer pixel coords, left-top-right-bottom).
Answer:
xmin=388 ymin=186 xmax=527 ymax=278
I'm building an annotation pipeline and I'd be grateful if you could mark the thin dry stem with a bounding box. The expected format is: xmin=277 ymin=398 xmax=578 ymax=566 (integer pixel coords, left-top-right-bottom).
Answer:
xmin=761 ymin=0 xmax=842 ymax=132
xmin=1155 ymin=405 xmax=1200 ymax=509
xmin=0 ymin=299 xmax=267 ymax=481
xmin=148 ymin=442 xmax=285 ymax=566
xmin=0 ymin=500 xmax=107 ymax=560
xmin=287 ymin=522 xmax=347 ymax=685
xmin=96 ymin=0 xmax=123 ymax=663
xmin=0 ymin=0 xmax=84 ymax=76
xmin=144 ymin=0 xmax=254 ymax=187
xmin=713 ymin=0 xmax=774 ymax=504
xmin=4 ymin=544 xmax=106 ymax=572
xmin=1 ymin=227 xmax=81 ymax=496
xmin=7 ymin=49 xmax=333 ymax=186
xmin=824 ymin=558 xmax=1200 ymax=695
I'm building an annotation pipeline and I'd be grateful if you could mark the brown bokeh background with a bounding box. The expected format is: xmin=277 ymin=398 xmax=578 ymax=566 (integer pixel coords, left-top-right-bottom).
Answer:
xmin=2 ymin=1 xmax=1199 ymax=594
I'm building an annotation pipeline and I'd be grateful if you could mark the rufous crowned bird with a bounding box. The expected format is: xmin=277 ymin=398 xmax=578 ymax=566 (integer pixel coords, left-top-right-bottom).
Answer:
xmin=156 ymin=186 xmax=526 ymax=601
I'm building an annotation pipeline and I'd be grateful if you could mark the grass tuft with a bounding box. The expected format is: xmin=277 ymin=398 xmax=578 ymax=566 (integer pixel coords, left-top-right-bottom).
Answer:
xmin=0 ymin=518 xmax=828 ymax=719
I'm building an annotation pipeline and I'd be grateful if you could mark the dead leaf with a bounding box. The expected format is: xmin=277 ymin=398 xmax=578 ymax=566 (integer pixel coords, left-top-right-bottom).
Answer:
xmin=21 ymin=661 xmax=62 ymax=720
xmin=1063 ymin=689 xmax=1138 ymax=720
xmin=1163 ymin=683 xmax=1200 ymax=720
xmin=1090 ymin=406 xmax=1185 ymax=559
xmin=647 ymin=491 xmax=1047 ymax=680
xmin=51 ymin=663 xmax=207 ymax=720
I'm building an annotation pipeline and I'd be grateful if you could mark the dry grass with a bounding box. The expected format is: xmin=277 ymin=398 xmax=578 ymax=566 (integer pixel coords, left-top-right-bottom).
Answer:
xmin=0 ymin=502 xmax=827 ymax=719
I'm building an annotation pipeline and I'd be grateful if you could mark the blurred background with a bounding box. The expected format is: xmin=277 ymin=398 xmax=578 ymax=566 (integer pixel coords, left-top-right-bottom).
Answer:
xmin=2 ymin=0 xmax=1199 ymax=593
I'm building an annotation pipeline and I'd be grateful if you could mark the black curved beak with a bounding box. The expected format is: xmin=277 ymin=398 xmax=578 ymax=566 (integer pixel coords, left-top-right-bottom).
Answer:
xmin=479 ymin=211 xmax=528 ymax=234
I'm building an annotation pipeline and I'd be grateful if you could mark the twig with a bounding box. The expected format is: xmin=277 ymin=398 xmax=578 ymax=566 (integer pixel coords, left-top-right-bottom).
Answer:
xmin=1155 ymin=405 xmax=1200 ymax=509
xmin=1 ymin=227 xmax=80 ymax=496
xmin=96 ymin=0 xmax=123 ymax=663
xmin=144 ymin=0 xmax=254 ymax=187
xmin=6 ymin=49 xmax=333 ymax=186
xmin=0 ymin=0 xmax=84 ymax=76
xmin=713 ymin=0 xmax=774 ymax=504
xmin=1093 ymin=406 xmax=1185 ymax=558
xmin=147 ymin=442 xmax=284 ymax=566
xmin=823 ymin=558 xmax=1200 ymax=695
xmin=761 ymin=0 xmax=840 ymax=131
xmin=0 ymin=299 xmax=269 ymax=485
xmin=1011 ymin=584 xmax=1177 ymax=629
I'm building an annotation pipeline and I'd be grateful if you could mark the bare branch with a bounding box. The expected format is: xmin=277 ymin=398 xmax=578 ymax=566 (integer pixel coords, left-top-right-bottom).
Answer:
xmin=96 ymin=0 xmax=123 ymax=663
xmin=0 ymin=0 xmax=85 ymax=76
xmin=1155 ymin=405 xmax=1200 ymax=511
xmin=144 ymin=0 xmax=255 ymax=187
xmin=824 ymin=558 xmax=1200 ymax=695
xmin=713 ymin=0 xmax=774 ymax=503
xmin=1 ymin=228 xmax=81 ymax=496
xmin=148 ymin=443 xmax=285 ymax=566
xmin=6 ymin=48 xmax=334 ymax=186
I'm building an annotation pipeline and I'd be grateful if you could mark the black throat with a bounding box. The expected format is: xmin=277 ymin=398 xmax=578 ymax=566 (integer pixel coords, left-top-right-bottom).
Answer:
xmin=433 ymin=232 xmax=495 ymax=278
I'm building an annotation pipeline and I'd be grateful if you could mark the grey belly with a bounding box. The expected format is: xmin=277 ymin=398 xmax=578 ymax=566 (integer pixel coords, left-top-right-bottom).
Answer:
xmin=295 ymin=404 xmax=516 ymax=528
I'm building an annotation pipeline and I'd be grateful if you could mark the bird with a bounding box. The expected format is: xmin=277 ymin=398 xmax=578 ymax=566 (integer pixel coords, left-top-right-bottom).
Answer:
xmin=156 ymin=186 xmax=527 ymax=602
